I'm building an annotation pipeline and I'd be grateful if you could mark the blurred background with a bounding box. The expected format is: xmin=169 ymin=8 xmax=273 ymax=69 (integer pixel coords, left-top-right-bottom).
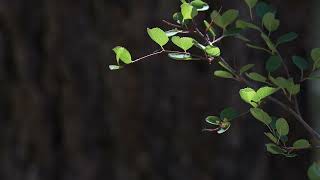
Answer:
xmin=0 ymin=0 xmax=320 ymax=179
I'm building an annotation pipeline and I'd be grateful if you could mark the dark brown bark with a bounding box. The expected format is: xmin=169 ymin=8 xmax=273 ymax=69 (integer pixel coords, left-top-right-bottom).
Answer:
xmin=0 ymin=0 xmax=315 ymax=180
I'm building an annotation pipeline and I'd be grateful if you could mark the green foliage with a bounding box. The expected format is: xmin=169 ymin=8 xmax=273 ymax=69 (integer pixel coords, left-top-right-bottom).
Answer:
xmin=240 ymin=64 xmax=255 ymax=75
xmin=293 ymin=139 xmax=311 ymax=149
xmin=205 ymin=45 xmax=221 ymax=57
xmin=147 ymin=28 xmax=169 ymax=48
xmin=308 ymin=163 xmax=320 ymax=180
xmin=181 ymin=2 xmax=198 ymax=20
xmin=250 ymin=108 xmax=272 ymax=125
xmin=214 ymin=70 xmax=234 ymax=79
xmin=211 ymin=9 xmax=239 ymax=30
xmin=172 ymin=36 xmax=194 ymax=51
xmin=276 ymin=118 xmax=289 ymax=136
xmin=276 ymin=32 xmax=298 ymax=46
xmin=292 ymin=56 xmax=309 ymax=70
xmin=262 ymin=12 xmax=280 ymax=33
xmin=112 ymin=46 xmax=132 ymax=64
xmin=111 ymin=1 xmax=320 ymax=178
xmin=266 ymin=55 xmax=282 ymax=72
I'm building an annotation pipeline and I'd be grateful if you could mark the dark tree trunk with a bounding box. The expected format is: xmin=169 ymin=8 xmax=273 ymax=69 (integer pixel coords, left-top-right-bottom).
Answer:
xmin=0 ymin=0 xmax=315 ymax=180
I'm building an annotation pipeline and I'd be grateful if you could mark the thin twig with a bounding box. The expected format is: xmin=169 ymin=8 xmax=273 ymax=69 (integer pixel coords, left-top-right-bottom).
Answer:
xmin=162 ymin=20 xmax=181 ymax=28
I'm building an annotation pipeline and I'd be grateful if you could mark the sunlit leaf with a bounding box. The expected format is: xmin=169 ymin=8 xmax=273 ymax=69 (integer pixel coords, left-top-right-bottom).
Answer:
xmin=214 ymin=70 xmax=234 ymax=79
xmin=147 ymin=27 xmax=169 ymax=48
xmin=250 ymin=108 xmax=272 ymax=125
xmin=171 ymin=36 xmax=194 ymax=51
xmin=112 ymin=46 xmax=132 ymax=64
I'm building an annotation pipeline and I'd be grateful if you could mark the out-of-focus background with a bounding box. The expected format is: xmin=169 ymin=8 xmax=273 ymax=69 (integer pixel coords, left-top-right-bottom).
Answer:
xmin=0 ymin=0 xmax=319 ymax=179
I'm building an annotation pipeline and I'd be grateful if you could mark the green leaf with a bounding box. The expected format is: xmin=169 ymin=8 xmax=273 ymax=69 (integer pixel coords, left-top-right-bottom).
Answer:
xmin=193 ymin=40 xmax=206 ymax=50
xmin=250 ymin=108 xmax=272 ymax=125
xmin=217 ymin=121 xmax=231 ymax=134
xmin=269 ymin=76 xmax=288 ymax=89
xmin=246 ymin=72 xmax=267 ymax=83
xmin=255 ymin=86 xmax=278 ymax=101
xmin=255 ymin=2 xmax=275 ymax=18
xmin=311 ymin=48 xmax=320 ymax=69
xmin=265 ymin=143 xmax=286 ymax=155
xmin=204 ymin=20 xmax=216 ymax=37
xmin=168 ymin=53 xmax=192 ymax=60
xmin=112 ymin=46 xmax=132 ymax=64
xmin=181 ymin=3 xmax=198 ymax=20
xmin=165 ymin=29 xmax=182 ymax=37
xmin=221 ymin=9 xmax=239 ymax=29
xmin=218 ymin=61 xmax=233 ymax=73
xmin=244 ymin=0 xmax=258 ymax=9
xmin=236 ymin=20 xmax=261 ymax=31
xmin=292 ymin=56 xmax=309 ymax=70
xmin=171 ymin=36 xmax=194 ymax=51
xmin=173 ymin=12 xmax=184 ymax=24
xmin=220 ymin=107 xmax=238 ymax=120
xmin=262 ymin=12 xmax=280 ymax=33
xmin=276 ymin=32 xmax=298 ymax=46
xmin=308 ymin=163 xmax=320 ymax=180
xmin=205 ymin=45 xmax=221 ymax=57
xmin=240 ymin=64 xmax=255 ymax=75
xmin=190 ymin=0 xmax=209 ymax=11
xmin=211 ymin=10 xmax=239 ymax=29
xmin=206 ymin=116 xmax=221 ymax=125
xmin=108 ymin=65 xmax=123 ymax=71
xmin=276 ymin=118 xmax=289 ymax=136
xmin=147 ymin=28 xmax=169 ymax=48
xmin=239 ymin=88 xmax=258 ymax=107
xmin=214 ymin=70 xmax=234 ymax=79
xmin=261 ymin=33 xmax=277 ymax=53
xmin=264 ymin=132 xmax=278 ymax=144
xmin=266 ymin=55 xmax=282 ymax=72
xmin=246 ymin=43 xmax=270 ymax=53
xmin=293 ymin=139 xmax=311 ymax=149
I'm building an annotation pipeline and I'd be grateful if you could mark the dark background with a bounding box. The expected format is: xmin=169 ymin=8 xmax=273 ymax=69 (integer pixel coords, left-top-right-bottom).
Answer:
xmin=0 ymin=0 xmax=319 ymax=179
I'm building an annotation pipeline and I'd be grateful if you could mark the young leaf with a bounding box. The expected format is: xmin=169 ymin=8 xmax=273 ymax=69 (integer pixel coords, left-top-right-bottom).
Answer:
xmin=221 ymin=9 xmax=239 ymax=29
xmin=266 ymin=55 xmax=282 ymax=72
xmin=109 ymin=65 xmax=123 ymax=71
xmin=171 ymin=36 xmax=194 ymax=51
xmin=262 ymin=12 xmax=280 ymax=33
xmin=168 ymin=53 xmax=192 ymax=60
xmin=255 ymin=2 xmax=275 ymax=18
xmin=308 ymin=163 xmax=320 ymax=180
xmin=181 ymin=3 xmax=198 ymax=20
xmin=265 ymin=143 xmax=286 ymax=155
xmin=165 ymin=29 xmax=182 ymax=37
xmin=293 ymin=139 xmax=311 ymax=149
xmin=206 ymin=116 xmax=221 ymax=125
xmin=246 ymin=72 xmax=267 ymax=83
xmin=311 ymin=48 xmax=320 ymax=69
xmin=205 ymin=45 xmax=221 ymax=57
xmin=264 ymin=132 xmax=278 ymax=144
xmin=261 ymin=33 xmax=277 ymax=53
xmin=190 ymin=0 xmax=209 ymax=11
xmin=236 ymin=20 xmax=261 ymax=31
xmin=211 ymin=9 xmax=239 ymax=29
xmin=276 ymin=32 xmax=298 ymax=46
xmin=240 ymin=64 xmax=255 ymax=75
xmin=255 ymin=86 xmax=278 ymax=101
xmin=220 ymin=107 xmax=238 ymax=120
xmin=204 ymin=20 xmax=216 ymax=37
xmin=276 ymin=118 xmax=289 ymax=136
xmin=112 ymin=46 xmax=132 ymax=64
xmin=173 ymin=12 xmax=184 ymax=24
xmin=250 ymin=108 xmax=272 ymax=125
xmin=217 ymin=121 xmax=231 ymax=134
xmin=239 ymin=88 xmax=257 ymax=107
xmin=244 ymin=0 xmax=258 ymax=9
xmin=147 ymin=28 xmax=169 ymax=48
xmin=214 ymin=70 xmax=234 ymax=79
xmin=292 ymin=56 xmax=309 ymax=70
